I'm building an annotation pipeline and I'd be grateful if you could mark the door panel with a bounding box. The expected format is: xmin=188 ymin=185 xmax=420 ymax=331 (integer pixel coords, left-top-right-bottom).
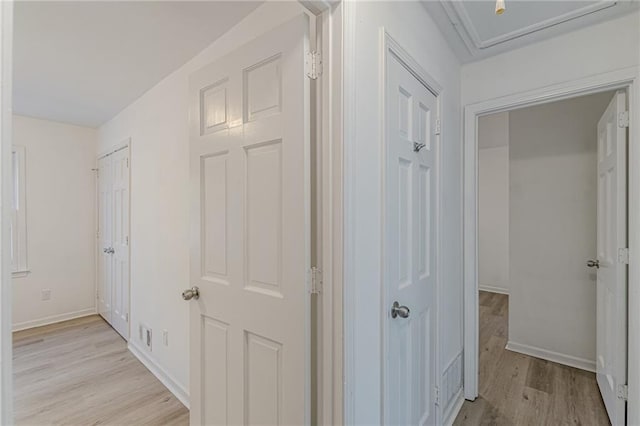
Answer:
xmin=385 ymin=51 xmax=438 ymax=426
xmin=596 ymin=91 xmax=627 ymax=425
xmin=189 ymin=15 xmax=310 ymax=426
xmin=98 ymin=155 xmax=113 ymax=323
xmin=97 ymin=147 xmax=130 ymax=340
xmin=111 ymin=147 xmax=130 ymax=339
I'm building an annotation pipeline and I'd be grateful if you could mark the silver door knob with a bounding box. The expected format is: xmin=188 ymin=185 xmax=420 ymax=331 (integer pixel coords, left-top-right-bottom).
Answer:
xmin=182 ymin=286 xmax=200 ymax=301
xmin=587 ymin=259 xmax=600 ymax=269
xmin=391 ymin=301 xmax=410 ymax=319
xmin=108 ymin=247 xmax=115 ymax=254
xmin=103 ymin=248 xmax=109 ymax=253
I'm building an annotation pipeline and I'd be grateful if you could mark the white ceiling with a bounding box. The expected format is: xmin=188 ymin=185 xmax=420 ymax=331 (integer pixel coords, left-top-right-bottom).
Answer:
xmin=423 ymin=0 xmax=640 ymax=63
xmin=14 ymin=1 xmax=262 ymax=128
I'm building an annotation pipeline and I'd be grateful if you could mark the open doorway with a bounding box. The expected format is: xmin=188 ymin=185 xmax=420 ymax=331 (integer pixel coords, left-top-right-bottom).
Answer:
xmin=458 ymin=90 xmax=629 ymax=425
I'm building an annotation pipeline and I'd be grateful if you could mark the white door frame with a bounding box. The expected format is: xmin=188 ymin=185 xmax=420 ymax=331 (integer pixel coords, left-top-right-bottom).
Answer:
xmin=314 ymin=3 xmax=344 ymax=425
xmin=0 ymin=1 xmax=12 ymax=424
xmin=462 ymin=66 xmax=640 ymax=424
xmin=97 ymin=139 xmax=131 ymax=340
xmin=300 ymin=2 xmax=344 ymax=424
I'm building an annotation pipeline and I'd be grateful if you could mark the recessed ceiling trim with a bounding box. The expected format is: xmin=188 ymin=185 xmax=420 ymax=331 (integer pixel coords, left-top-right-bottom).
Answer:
xmin=439 ymin=1 xmax=477 ymax=55
xmin=445 ymin=0 xmax=618 ymax=50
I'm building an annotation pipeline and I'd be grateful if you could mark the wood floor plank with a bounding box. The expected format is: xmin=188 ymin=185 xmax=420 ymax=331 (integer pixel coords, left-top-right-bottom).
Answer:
xmin=13 ymin=315 xmax=189 ymax=426
xmin=454 ymin=291 xmax=609 ymax=426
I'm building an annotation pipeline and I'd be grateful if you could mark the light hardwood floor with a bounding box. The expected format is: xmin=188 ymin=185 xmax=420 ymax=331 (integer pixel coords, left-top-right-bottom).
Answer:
xmin=454 ymin=291 xmax=610 ymax=426
xmin=13 ymin=315 xmax=189 ymax=426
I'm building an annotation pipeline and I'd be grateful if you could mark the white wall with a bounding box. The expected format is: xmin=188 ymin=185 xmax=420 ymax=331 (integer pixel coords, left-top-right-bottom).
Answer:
xmin=98 ymin=1 xmax=307 ymax=401
xmin=508 ymin=92 xmax=613 ymax=369
xmin=462 ymin=11 xmax=640 ymax=105
xmin=12 ymin=115 xmax=97 ymax=330
xmin=345 ymin=2 xmax=463 ymax=423
xmin=478 ymin=113 xmax=509 ymax=294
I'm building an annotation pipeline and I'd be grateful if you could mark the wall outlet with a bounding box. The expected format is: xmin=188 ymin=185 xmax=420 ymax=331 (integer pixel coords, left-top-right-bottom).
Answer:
xmin=139 ymin=324 xmax=152 ymax=351
xmin=162 ymin=329 xmax=169 ymax=346
xmin=41 ymin=289 xmax=51 ymax=301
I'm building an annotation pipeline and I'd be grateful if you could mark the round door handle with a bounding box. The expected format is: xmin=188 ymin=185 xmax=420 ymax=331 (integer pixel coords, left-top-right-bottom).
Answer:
xmin=182 ymin=286 xmax=200 ymax=301
xmin=587 ymin=259 xmax=600 ymax=269
xmin=391 ymin=301 xmax=410 ymax=319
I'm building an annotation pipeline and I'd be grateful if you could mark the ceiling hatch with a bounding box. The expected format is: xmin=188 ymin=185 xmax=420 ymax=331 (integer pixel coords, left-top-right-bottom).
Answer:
xmin=443 ymin=0 xmax=618 ymax=51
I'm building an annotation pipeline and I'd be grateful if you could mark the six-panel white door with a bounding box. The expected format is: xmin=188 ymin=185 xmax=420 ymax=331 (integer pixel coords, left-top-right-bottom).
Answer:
xmin=596 ymin=91 xmax=628 ymax=425
xmin=97 ymin=147 xmax=130 ymax=340
xmin=384 ymin=50 xmax=438 ymax=426
xmin=188 ymin=15 xmax=310 ymax=426
xmin=110 ymin=147 xmax=130 ymax=339
xmin=98 ymin=154 xmax=113 ymax=323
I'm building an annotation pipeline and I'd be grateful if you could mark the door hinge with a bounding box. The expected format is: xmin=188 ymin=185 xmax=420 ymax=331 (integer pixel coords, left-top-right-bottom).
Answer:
xmin=96 ymin=230 xmax=100 ymax=239
xmin=309 ymin=267 xmax=323 ymax=294
xmin=617 ymin=384 xmax=628 ymax=400
xmin=126 ymin=236 xmax=129 ymax=245
xmin=126 ymin=158 xmax=129 ymax=168
xmin=434 ymin=386 xmax=440 ymax=406
xmin=618 ymin=248 xmax=629 ymax=264
xmin=435 ymin=118 xmax=442 ymax=135
xmin=305 ymin=51 xmax=322 ymax=80
xmin=619 ymin=111 xmax=629 ymax=128
xmin=125 ymin=313 xmax=129 ymax=323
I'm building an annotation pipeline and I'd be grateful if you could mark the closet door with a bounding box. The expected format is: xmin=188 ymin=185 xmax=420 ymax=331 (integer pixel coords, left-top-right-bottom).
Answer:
xmin=110 ymin=147 xmax=130 ymax=339
xmin=97 ymin=155 xmax=113 ymax=324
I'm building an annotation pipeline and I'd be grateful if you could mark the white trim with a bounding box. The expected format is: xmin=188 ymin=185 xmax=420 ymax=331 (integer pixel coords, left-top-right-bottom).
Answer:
xmin=128 ymin=341 xmax=189 ymax=409
xmin=445 ymin=1 xmax=617 ymax=50
xmin=342 ymin=1 xmax=357 ymax=424
xmin=0 ymin=1 xmax=14 ymax=423
xmin=318 ymin=3 xmax=343 ymax=425
xmin=12 ymin=308 xmax=96 ymax=332
xmin=478 ymin=285 xmax=509 ymax=295
xmin=463 ymin=65 xmax=639 ymax=424
xmin=505 ymin=341 xmax=596 ymax=373
xmin=442 ymin=389 xmax=465 ymax=426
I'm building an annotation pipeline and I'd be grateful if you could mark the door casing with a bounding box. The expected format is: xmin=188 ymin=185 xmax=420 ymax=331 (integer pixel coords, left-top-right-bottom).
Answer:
xmin=462 ymin=67 xmax=640 ymax=424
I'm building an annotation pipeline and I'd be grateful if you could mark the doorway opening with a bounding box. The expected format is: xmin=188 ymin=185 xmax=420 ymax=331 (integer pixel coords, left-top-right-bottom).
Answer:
xmin=458 ymin=90 xmax=621 ymax=424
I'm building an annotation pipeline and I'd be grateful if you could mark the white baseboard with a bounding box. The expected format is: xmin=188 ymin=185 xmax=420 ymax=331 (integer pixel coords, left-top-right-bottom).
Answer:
xmin=13 ymin=307 xmax=97 ymax=332
xmin=506 ymin=341 xmax=596 ymax=372
xmin=442 ymin=388 xmax=464 ymax=426
xmin=128 ymin=342 xmax=190 ymax=409
xmin=478 ymin=284 xmax=509 ymax=295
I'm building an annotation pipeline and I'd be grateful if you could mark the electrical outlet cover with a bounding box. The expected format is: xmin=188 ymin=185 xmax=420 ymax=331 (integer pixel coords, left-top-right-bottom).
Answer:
xmin=41 ymin=289 xmax=51 ymax=301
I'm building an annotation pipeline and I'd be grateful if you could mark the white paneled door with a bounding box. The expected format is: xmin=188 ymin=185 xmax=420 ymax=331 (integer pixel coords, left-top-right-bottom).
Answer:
xmin=98 ymin=146 xmax=130 ymax=340
xmin=97 ymin=154 xmax=113 ymax=323
xmin=384 ymin=50 xmax=438 ymax=426
xmin=188 ymin=15 xmax=310 ymax=426
xmin=595 ymin=91 xmax=628 ymax=425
